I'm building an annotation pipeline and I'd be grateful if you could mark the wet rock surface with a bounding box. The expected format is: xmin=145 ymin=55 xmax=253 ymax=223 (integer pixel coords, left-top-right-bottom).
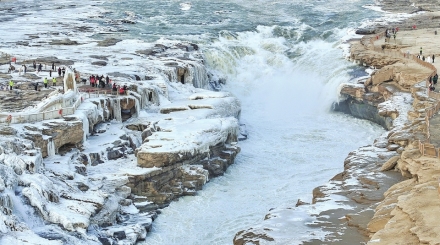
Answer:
xmin=378 ymin=0 xmax=440 ymax=14
xmin=50 ymin=38 xmax=79 ymax=46
xmin=0 ymin=87 xmax=56 ymax=112
xmin=97 ymin=38 xmax=123 ymax=47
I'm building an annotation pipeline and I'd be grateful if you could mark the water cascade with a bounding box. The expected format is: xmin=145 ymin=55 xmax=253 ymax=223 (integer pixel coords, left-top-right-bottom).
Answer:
xmin=145 ymin=26 xmax=384 ymax=244
xmin=9 ymin=189 xmax=45 ymax=229
xmin=0 ymin=0 xmax=387 ymax=243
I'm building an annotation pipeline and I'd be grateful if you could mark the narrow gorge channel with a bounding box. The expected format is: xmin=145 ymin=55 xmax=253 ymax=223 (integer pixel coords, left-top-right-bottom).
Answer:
xmin=145 ymin=35 xmax=385 ymax=244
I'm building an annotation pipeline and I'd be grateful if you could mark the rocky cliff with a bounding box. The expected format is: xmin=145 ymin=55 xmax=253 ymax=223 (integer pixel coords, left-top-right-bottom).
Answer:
xmin=233 ymin=17 xmax=440 ymax=244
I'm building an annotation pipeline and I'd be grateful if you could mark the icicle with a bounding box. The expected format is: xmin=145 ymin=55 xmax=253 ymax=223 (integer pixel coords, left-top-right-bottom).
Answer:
xmin=79 ymin=113 xmax=89 ymax=143
xmin=163 ymin=67 xmax=178 ymax=83
xmin=97 ymin=99 xmax=104 ymax=120
xmin=46 ymin=138 xmax=56 ymax=157
xmin=139 ymin=90 xmax=145 ymax=109
xmin=135 ymin=97 xmax=140 ymax=117
xmin=0 ymin=193 xmax=13 ymax=211
xmin=153 ymin=88 xmax=160 ymax=105
xmin=112 ymin=99 xmax=122 ymax=122
xmin=186 ymin=61 xmax=208 ymax=88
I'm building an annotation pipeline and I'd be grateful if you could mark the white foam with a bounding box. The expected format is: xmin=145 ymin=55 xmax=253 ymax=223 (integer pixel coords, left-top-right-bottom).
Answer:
xmin=144 ymin=23 xmax=385 ymax=245
xmin=180 ymin=3 xmax=192 ymax=11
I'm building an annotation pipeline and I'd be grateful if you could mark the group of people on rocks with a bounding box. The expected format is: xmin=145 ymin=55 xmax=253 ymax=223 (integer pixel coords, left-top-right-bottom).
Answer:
xmin=31 ymin=61 xmax=66 ymax=76
xmin=34 ymin=62 xmax=65 ymax=90
xmin=7 ymin=64 xmax=15 ymax=73
xmin=88 ymin=74 xmax=128 ymax=95
xmin=89 ymin=75 xmax=110 ymax=88
xmin=32 ymin=61 xmax=46 ymax=73
xmin=429 ymin=74 xmax=438 ymax=91
xmin=385 ymin=27 xmax=398 ymax=42
xmin=5 ymin=57 xmax=129 ymax=96
xmin=6 ymin=59 xmax=69 ymax=91
xmin=112 ymin=83 xmax=128 ymax=95
xmin=19 ymin=64 xmax=27 ymax=74
xmin=38 ymin=77 xmax=58 ymax=90
xmin=417 ymin=47 xmax=435 ymax=63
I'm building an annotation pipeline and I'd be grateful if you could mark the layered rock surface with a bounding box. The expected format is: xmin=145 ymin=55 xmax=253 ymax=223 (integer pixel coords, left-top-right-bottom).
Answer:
xmin=0 ymin=42 xmax=242 ymax=244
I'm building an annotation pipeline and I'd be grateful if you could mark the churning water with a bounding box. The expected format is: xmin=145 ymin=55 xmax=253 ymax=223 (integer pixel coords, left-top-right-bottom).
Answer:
xmin=0 ymin=0 xmax=386 ymax=244
xmin=97 ymin=0 xmax=385 ymax=244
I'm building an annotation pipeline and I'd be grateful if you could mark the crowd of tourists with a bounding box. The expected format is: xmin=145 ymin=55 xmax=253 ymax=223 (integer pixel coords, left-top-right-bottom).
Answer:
xmin=417 ymin=47 xmax=435 ymax=64
xmin=88 ymin=74 xmax=129 ymax=95
xmin=385 ymin=27 xmax=399 ymax=42
xmin=5 ymin=60 xmax=70 ymax=91
xmin=89 ymin=75 xmax=110 ymax=88
xmin=5 ymin=59 xmax=120 ymax=94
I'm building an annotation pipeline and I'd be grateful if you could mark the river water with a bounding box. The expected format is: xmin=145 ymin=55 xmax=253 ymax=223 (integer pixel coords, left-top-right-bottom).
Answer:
xmin=0 ymin=0 xmax=387 ymax=244
xmin=98 ymin=0 xmax=385 ymax=244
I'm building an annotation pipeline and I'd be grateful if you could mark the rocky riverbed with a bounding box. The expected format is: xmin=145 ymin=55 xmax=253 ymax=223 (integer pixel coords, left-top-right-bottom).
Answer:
xmin=234 ymin=5 xmax=440 ymax=245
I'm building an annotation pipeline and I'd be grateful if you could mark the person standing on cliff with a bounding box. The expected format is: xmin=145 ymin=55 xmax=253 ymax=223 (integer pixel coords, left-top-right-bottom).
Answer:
xmin=420 ymin=47 xmax=423 ymax=55
xmin=433 ymin=54 xmax=435 ymax=63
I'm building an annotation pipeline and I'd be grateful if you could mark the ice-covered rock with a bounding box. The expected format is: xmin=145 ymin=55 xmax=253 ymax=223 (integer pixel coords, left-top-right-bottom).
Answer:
xmin=0 ymin=35 xmax=242 ymax=245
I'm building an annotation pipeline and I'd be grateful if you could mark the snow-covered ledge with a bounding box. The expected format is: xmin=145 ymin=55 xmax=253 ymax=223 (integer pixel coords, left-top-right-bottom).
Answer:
xmin=136 ymin=91 xmax=241 ymax=168
xmin=0 ymin=41 xmax=243 ymax=245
